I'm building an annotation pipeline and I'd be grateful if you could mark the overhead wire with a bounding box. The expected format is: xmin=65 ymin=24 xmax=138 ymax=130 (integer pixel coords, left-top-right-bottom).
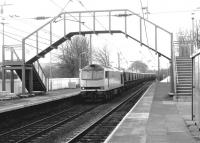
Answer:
xmin=4 ymin=30 xmax=51 ymax=46
xmin=0 ymin=31 xmax=61 ymax=57
xmin=6 ymin=25 xmax=52 ymax=42
xmin=75 ymin=0 xmax=107 ymax=31
xmin=10 ymin=17 xmax=61 ymax=38
xmin=50 ymin=0 xmax=93 ymax=32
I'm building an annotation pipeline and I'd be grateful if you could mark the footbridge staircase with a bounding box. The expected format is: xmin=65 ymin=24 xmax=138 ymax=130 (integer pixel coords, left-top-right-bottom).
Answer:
xmin=1 ymin=9 xmax=175 ymax=95
xmin=176 ymin=57 xmax=192 ymax=98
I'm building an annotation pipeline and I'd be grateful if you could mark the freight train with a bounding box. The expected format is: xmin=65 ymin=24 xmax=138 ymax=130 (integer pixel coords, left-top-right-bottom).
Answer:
xmin=80 ymin=64 xmax=156 ymax=101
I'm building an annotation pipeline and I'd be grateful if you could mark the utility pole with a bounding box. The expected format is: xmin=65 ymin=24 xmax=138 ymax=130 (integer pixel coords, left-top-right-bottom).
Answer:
xmin=118 ymin=52 xmax=120 ymax=69
xmin=1 ymin=22 xmax=6 ymax=91
xmin=50 ymin=52 xmax=52 ymax=91
xmin=192 ymin=13 xmax=195 ymax=54
xmin=1 ymin=3 xmax=13 ymax=91
xmin=142 ymin=7 xmax=150 ymax=19
xmin=89 ymin=34 xmax=92 ymax=64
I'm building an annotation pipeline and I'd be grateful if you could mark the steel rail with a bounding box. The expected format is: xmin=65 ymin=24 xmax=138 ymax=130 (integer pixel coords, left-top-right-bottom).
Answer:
xmin=0 ymin=104 xmax=99 ymax=143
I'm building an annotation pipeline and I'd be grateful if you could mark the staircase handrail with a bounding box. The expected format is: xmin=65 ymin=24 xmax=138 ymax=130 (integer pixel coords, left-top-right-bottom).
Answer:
xmin=33 ymin=60 xmax=48 ymax=89
xmin=12 ymin=48 xmax=21 ymax=61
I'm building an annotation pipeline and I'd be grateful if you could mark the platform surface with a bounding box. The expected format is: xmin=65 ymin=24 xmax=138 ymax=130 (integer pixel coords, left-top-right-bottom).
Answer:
xmin=105 ymin=82 xmax=196 ymax=143
xmin=0 ymin=88 xmax=80 ymax=114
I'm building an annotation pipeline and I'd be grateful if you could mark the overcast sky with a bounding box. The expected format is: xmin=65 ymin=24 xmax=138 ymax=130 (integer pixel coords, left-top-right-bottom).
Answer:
xmin=0 ymin=0 xmax=199 ymax=69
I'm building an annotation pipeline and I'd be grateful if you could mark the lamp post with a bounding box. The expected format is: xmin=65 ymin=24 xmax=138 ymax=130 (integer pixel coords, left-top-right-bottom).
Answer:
xmin=79 ymin=52 xmax=88 ymax=70
xmin=192 ymin=13 xmax=195 ymax=54
xmin=1 ymin=22 xmax=5 ymax=91
xmin=1 ymin=3 xmax=13 ymax=91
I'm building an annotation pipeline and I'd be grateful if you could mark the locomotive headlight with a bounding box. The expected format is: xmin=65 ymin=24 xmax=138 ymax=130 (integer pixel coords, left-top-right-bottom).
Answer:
xmin=81 ymin=87 xmax=85 ymax=90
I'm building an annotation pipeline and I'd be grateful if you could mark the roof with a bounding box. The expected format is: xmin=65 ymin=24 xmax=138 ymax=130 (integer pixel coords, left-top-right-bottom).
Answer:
xmin=82 ymin=64 xmax=121 ymax=72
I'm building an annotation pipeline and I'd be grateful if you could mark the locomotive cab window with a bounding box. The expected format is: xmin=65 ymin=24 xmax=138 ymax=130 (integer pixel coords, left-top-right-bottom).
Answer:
xmin=105 ymin=71 xmax=109 ymax=78
xmin=81 ymin=70 xmax=104 ymax=80
xmin=121 ymin=74 xmax=123 ymax=84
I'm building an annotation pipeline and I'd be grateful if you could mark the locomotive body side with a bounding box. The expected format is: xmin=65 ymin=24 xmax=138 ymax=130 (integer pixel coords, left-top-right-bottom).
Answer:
xmin=80 ymin=64 xmax=124 ymax=101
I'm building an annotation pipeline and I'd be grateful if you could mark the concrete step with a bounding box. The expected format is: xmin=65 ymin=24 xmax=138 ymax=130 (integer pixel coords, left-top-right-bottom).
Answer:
xmin=177 ymin=76 xmax=192 ymax=79
xmin=176 ymin=61 xmax=192 ymax=64
xmin=177 ymin=67 xmax=192 ymax=70
xmin=176 ymin=93 xmax=192 ymax=96
xmin=176 ymin=62 xmax=192 ymax=65
xmin=177 ymin=90 xmax=192 ymax=93
xmin=176 ymin=60 xmax=192 ymax=63
xmin=176 ymin=59 xmax=192 ymax=61
xmin=176 ymin=84 xmax=192 ymax=89
xmin=177 ymin=78 xmax=192 ymax=80
xmin=177 ymin=70 xmax=192 ymax=73
xmin=177 ymin=81 xmax=192 ymax=84
xmin=177 ymin=84 xmax=192 ymax=87
xmin=177 ymin=73 xmax=192 ymax=77
xmin=177 ymin=75 xmax=192 ymax=78
xmin=176 ymin=65 xmax=192 ymax=68
xmin=177 ymin=82 xmax=192 ymax=85
xmin=176 ymin=57 xmax=191 ymax=60
xmin=176 ymin=67 xmax=192 ymax=70
xmin=177 ymin=87 xmax=192 ymax=91
xmin=177 ymin=72 xmax=192 ymax=75
xmin=177 ymin=78 xmax=192 ymax=81
xmin=177 ymin=65 xmax=192 ymax=68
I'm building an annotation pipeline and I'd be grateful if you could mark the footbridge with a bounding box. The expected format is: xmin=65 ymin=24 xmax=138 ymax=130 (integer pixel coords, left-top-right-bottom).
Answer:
xmin=1 ymin=9 xmax=175 ymax=95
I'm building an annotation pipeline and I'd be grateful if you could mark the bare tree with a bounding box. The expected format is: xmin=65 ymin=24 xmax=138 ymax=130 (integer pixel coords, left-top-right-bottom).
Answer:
xmin=58 ymin=35 xmax=90 ymax=77
xmin=128 ymin=60 xmax=148 ymax=73
xmin=93 ymin=45 xmax=110 ymax=67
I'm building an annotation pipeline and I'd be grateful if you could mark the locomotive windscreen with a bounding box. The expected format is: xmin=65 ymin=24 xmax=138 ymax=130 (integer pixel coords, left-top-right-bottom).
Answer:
xmin=81 ymin=64 xmax=104 ymax=80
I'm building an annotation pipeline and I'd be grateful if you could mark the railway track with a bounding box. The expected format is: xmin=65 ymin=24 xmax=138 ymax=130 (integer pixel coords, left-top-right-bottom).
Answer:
xmin=0 ymin=96 xmax=76 ymax=135
xmin=26 ymin=81 xmax=151 ymax=143
xmin=0 ymin=81 xmax=152 ymax=143
xmin=67 ymin=81 xmax=151 ymax=143
xmin=0 ymin=104 xmax=100 ymax=143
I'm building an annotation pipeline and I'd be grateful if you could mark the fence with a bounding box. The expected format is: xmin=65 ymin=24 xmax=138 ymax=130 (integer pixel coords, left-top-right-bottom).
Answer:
xmin=48 ymin=78 xmax=79 ymax=90
xmin=0 ymin=78 xmax=80 ymax=94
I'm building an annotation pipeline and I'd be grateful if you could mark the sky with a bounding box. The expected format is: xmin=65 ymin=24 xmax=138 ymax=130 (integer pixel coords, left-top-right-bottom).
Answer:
xmin=0 ymin=0 xmax=199 ymax=70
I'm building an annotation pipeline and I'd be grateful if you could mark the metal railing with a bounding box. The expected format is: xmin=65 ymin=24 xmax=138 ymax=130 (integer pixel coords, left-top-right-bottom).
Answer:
xmin=4 ymin=45 xmax=22 ymax=62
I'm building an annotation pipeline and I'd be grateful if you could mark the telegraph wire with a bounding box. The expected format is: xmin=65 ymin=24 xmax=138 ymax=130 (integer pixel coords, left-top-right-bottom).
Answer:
xmin=4 ymin=30 xmax=51 ymax=46
xmin=0 ymin=31 xmax=61 ymax=57
xmin=6 ymin=25 xmax=54 ymax=43
xmin=75 ymin=0 xmax=107 ymax=31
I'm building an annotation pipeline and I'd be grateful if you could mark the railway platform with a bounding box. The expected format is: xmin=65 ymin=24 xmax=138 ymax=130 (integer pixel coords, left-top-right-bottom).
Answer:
xmin=0 ymin=88 xmax=80 ymax=114
xmin=105 ymin=81 xmax=196 ymax=143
